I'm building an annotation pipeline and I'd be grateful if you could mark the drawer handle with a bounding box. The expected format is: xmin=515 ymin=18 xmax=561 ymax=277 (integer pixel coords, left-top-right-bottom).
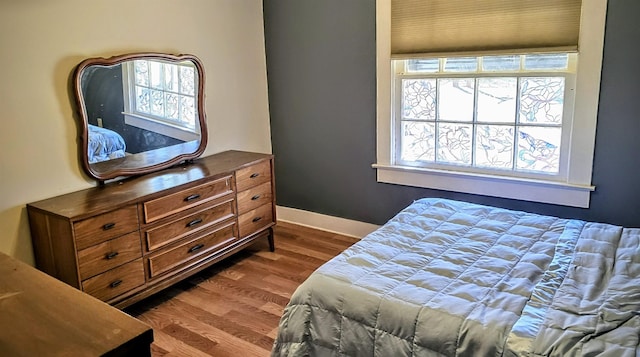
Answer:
xmin=186 ymin=218 xmax=203 ymax=228
xmin=102 ymin=222 xmax=116 ymax=230
xmin=251 ymin=195 xmax=261 ymax=200
xmin=189 ymin=243 xmax=205 ymax=253
xmin=105 ymin=252 xmax=119 ymax=260
xmin=252 ymin=216 xmax=262 ymax=223
xmin=110 ymin=280 xmax=123 ymax=288
xmin=250 ymin=173 xmax=260 ymax=178
xmin=184 ymin=194 xmax=201 ymax=202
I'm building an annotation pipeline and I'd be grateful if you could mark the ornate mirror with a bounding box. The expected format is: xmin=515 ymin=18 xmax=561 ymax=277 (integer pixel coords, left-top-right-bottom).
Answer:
xmin=73 ymin=53 xmax=208 ymax=182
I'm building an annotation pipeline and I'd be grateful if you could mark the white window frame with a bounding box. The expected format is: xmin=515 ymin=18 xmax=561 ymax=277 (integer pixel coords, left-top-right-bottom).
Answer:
xmin=374 ymin=0 xmax=608 ymax=208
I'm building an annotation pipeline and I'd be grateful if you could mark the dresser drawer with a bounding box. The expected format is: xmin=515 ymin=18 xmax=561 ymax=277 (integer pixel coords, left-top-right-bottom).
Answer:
xmin=82 ymin=259 xmax=145 ymax=302
xmin=236 ymin=160 xmax=271 ymax=192
xmin=238 ymin=203 xmax=274 ymax=238
xmin=237 ymin=181 xmax=273 ymax=215
xmin=77 ymin=231 xmax=142 ymax=280
xmin=144 ymin=199 xmax=236 ymax=252
xmin=143 ymin=175 xmax=234 ymax=223
xmin=147 ymin=222 xmax=237 ymax=279
xmin=74 ymin=206 xmax=139 ymax=250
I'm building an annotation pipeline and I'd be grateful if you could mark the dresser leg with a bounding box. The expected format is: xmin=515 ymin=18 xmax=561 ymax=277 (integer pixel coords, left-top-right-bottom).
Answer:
xmin=267 ymin=227 xmax=275 ymax=252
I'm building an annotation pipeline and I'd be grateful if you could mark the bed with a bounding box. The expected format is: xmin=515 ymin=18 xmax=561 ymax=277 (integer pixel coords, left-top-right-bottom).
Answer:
xmin=87 ymin=124 xmax=126 ymax=163
xmin=272 ymin=198 xmax=640 ymax=356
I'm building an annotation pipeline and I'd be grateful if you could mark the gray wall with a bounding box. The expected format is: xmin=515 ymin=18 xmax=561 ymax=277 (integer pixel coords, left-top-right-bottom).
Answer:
xmin=263 ymin=0 xmax=640 ymax=227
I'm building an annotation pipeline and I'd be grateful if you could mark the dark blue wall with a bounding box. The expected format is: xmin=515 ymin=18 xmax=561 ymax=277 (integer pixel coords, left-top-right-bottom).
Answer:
xmin=263 ymin=0 xmax=640 ymax=227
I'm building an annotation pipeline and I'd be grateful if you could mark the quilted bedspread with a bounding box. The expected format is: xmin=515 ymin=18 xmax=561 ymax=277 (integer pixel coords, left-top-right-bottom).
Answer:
xmin=88 ymin=124 xmax=126 ymax=163
xmin=272 ymin=198 xmax=640 ymax=356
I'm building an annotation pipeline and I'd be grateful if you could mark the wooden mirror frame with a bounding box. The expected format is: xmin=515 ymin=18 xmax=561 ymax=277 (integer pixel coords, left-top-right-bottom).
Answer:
xmin=73 ymin=53 xmax=208 ymax=182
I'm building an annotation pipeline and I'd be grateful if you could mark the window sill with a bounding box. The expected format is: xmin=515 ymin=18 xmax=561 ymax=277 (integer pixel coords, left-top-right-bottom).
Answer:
xmin=372 ymin=163 xmax=594 ymax=208
xmin=124 ymin=113 xmax=199 ymax=142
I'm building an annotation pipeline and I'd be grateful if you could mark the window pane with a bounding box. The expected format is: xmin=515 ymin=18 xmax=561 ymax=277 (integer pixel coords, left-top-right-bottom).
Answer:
xmin=438 ymin=79 xmax=474 ymax=122
xmin=402 ymin=79 xmax=436 ymax=120
xmin=134 ymin=60 xmax=149 ymax=86
xmin=443 ymin=57 xmax=477 ymax=72
xmin=164 ymin=64 xmax=179 ymax=93
xmin=437 ymin=123 xmax=472 ymax=165
xmin=519 ymin=77 xmax=565 ymax=124
xmin=179 ymin=95 xmax=195 ymax=127
xmin=524 ymin=54 xmax=568 ymax=70
xmin=406 ymin=59 xmax=439 ymax=73
xmin=149 ymin=61 xmax=163 ymax=90
xmin=135 ymin=86 xmax=150 ymax=113
xmin=482 ymin=56 xmax=520 ymax=71
xmin=165 ymin=93 xmax=179 ymax=119
xmin=477 ymin=78 xmax=517 ymax=123
xmin=401 ymin=121 xmax=435 ymax=162
xmin=476 ymin=125 xmax=514 ymax=169
xmin=180 ymin=66 xmax=195 ymax=95
xmin=516 ymin=127 xmax=561 ymax=173
xmin=150 ymin=89 xmax=164 ymax=116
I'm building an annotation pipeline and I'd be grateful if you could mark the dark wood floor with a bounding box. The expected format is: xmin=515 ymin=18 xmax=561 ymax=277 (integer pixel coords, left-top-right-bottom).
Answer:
xmin=126 ymin=221 xmax=359 ymax=357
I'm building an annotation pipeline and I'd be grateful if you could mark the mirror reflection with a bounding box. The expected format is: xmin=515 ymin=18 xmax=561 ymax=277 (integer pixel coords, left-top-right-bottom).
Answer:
xmin=82 ymin=58 xmax=200 ymax=163
xmin=74 ymin=53 xmax=207 ymax=181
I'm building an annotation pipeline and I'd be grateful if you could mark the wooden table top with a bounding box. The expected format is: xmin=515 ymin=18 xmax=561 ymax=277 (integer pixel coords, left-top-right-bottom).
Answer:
xmin=0 ymin=252 xmax=153 ymax=356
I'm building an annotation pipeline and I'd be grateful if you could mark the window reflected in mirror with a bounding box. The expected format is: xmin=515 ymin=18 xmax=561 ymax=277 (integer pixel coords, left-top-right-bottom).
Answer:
xmin=125 ymin=59 xmax=198 ymax=133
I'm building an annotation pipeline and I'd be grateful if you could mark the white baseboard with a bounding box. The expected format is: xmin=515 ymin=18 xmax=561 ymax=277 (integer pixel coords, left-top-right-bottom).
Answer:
xmin=276 ymin=206 xmax=380 ymax=239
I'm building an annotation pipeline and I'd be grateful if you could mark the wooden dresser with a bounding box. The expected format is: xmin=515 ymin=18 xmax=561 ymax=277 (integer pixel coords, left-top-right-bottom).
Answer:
xmin=27 ymin=150 xmax=275 ymax=308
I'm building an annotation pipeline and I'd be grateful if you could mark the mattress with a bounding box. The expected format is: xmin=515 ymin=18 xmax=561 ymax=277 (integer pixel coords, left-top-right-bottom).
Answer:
xmin=272 ymin=198 xmax=640 ymax=356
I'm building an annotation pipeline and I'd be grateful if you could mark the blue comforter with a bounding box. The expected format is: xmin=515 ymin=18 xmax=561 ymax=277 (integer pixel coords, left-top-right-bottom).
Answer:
xmin=87 ymin=124 xmax=126 ymax=163
xmin=272 ymin=198 xmax=640 ymax=356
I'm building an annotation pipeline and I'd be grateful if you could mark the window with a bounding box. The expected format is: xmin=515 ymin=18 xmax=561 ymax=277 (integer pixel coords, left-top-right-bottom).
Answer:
xmin=396 ymin=53 xmax=574 ymax=179
xmin=122 ymin=59 xmax=199 ymax=138
xmin=374 ymin=0 xmax=608 ymax=208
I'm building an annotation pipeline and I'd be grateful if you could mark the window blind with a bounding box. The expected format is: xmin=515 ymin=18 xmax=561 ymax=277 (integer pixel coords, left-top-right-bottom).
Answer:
xmin=391 ymin=0 xmax=583 ymax=58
